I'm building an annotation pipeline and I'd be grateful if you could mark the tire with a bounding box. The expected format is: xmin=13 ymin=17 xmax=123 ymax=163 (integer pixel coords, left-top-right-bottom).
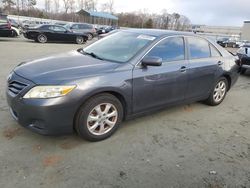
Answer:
xmin=76 ymin=36 xmax=85 ymax=44
xmin=11 ymin=30 xmax=18 ymax=37
xmin=87 ymin=33 xmax=93 ymax=40
xmin=205 ymin=77 xmax=228 ymax=106
xmin=75 ymin=93 xmax=124 ymax=141
xmin=37 ymin=34 xmax=47 ymax=43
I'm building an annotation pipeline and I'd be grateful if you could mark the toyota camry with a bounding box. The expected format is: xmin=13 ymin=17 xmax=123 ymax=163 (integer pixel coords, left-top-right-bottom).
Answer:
xmin=6 ymin=29 xmax=240 ymax=141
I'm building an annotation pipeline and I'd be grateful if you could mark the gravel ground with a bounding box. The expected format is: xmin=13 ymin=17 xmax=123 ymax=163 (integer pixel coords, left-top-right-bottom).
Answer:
xmin=0 ymin=37 xmax=250 ymax=188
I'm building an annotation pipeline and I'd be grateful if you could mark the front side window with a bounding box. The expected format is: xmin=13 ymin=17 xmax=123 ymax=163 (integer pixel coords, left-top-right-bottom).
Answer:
xmin=146 ymin=37 xmax=185 ymax=62
xmin=83 ymin=31 xmax=156 ymax=63
xmin=188 ymin=37 xmax=210 ymax=59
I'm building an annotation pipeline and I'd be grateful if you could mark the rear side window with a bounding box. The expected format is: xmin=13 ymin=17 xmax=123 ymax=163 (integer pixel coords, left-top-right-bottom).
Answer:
xmin=188 ymin=37 xmax=210 ymax=59
xmin=210 ymin=45 xmax=221 ymax=57
xmin=146 ymin=37 xmax=185 ymax=62
xmin=80 ymin=24 xmax=92 ymax=29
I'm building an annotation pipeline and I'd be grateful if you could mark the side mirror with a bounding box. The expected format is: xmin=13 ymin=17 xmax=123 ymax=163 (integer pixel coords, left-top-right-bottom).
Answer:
xmin=141 ymin=56 xmax=162 ymax=67
xmin=241 ymin=56 xmax=250 ymax=66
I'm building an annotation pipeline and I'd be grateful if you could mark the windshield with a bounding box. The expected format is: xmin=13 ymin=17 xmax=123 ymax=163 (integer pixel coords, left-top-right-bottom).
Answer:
xmin=83 ymin=31 xmax=156 ymax=63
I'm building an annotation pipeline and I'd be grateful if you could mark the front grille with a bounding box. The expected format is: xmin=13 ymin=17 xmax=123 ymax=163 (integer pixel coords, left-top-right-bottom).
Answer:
xmin=8 ymin=81 xmax=28 ymax=96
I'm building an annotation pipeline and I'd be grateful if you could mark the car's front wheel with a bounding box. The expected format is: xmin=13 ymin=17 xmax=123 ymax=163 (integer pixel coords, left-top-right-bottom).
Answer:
xmin=205 ymin=77 xmax=228 ymax=106
xmin=37 ymin=34 xmax=47 ymax=43
xmin=75 ymin=93 xmax=124 ymax=141
xmin=76 ymin=36 xmax=85 ymax=44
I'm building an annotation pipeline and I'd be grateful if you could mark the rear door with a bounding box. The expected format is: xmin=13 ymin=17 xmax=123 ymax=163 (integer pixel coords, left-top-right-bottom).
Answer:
xmin=132 ymin=36 xmax=189 ymax=113
xmin=185 ymin=36 xmax=222 ymax=100
xmin=71 ymin=24 xmax=81 ymax=33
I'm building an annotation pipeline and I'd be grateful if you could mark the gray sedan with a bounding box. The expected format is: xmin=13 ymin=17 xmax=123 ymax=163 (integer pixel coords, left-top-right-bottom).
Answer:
xmin=6 ymin=29 xmax=240 ymax=141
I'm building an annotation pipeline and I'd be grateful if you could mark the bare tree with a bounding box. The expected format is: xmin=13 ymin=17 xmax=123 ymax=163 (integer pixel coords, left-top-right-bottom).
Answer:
xmin=69 ymin=0 xmax=75 ymax=13
xmin=63 ymin=0 xmax=70 ymax=13
xmin=20 ymin=0 xmax=26 ymax=10
xmin=172 ymin=13 xmax=180 ymax=30
xmin=2 ymin=0 xmax=16 ymax=12
xmin=15 ymin=0 xmax=20 ymax=12
xmin=77 ymin=0 xmax=84 ymax=10
xmin=27 ymin=0 xmax=36 ymax=8
xmin=45 ymin=0 xmax=51 ymax=13
xmin=84 ymin=0 xmax=97 ymax=11
xmin=101 ymin=0 xmax=114 ymax=13
xmin=53 ymin=0 xmax=59 ymax=13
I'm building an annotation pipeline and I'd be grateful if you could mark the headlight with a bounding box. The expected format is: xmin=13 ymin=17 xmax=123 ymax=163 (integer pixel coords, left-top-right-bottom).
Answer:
xmin=23 ymin=85 xmax=76 ymax=99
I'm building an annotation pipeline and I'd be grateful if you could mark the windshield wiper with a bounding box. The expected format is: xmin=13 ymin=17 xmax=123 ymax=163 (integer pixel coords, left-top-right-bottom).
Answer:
xmin=78 ymin=49 xmax=103 ymax=60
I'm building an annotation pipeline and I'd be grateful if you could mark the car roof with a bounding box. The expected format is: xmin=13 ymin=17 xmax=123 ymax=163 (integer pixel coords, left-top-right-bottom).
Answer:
xmin=124 ymin=29 xmax=196 ymax=38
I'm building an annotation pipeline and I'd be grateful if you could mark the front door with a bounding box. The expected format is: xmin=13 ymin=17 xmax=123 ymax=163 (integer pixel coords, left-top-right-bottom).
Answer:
xmin=132 ymin=37 xmax=188 ymax=113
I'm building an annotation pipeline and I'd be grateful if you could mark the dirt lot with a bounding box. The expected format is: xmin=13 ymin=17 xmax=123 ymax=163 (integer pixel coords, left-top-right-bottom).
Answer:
xmin=0 ymin=37 xmax=250 ymax=188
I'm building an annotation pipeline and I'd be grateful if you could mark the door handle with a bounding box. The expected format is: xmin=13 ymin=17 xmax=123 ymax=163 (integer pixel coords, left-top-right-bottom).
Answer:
xmin=218 ymin=61 xmax=223 ymax=66
xmin=180 ymin=66 xmax=187 ymax=73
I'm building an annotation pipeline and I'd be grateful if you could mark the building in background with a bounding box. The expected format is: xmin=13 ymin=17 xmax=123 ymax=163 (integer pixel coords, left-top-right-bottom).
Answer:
xmin=192 ymin=25 xmax=241 ymax=41
xmin=77 ymin=10 xmax=118 ymax=26
xmin=241 ymin=21 xmax=250 ymax=41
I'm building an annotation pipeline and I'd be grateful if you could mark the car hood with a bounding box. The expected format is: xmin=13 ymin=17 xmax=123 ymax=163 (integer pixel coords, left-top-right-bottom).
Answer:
xmin=14 ymin=50 xmax=120 ymax=84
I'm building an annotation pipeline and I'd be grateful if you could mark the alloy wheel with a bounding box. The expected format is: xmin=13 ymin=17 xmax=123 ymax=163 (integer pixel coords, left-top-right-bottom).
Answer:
xmin=38 ymin=34 xmax=47 ymax=43
xmin=87 ymin=34 xmax=93 ymax=40
xmin=87 ymin=103 xmax=118 ymax=136
xmin=213 ymin=80 xmax=226 ymax=103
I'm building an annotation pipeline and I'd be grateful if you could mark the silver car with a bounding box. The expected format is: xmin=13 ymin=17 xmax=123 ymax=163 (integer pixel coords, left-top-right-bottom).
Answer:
xmin=65 ymin=23 xmax=96 ymax=40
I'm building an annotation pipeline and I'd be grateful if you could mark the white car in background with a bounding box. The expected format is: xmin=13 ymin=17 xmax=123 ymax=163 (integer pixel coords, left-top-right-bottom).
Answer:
xmin=237 ymin=44 xmax=250 ymax=74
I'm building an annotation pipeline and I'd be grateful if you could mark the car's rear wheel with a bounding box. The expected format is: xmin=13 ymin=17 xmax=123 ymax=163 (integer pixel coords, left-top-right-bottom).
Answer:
xmin=87 ymin=33 xmax=93 ymax=40
xmin=76 ymin=36 xmax=85 ymax=44
xmin=205 ymin=77 xmax=228 ymax=106
xmin=75 ymin=93 xmax=123 ymax=141
xmin=11 ymin=30 xmax=18 ymax=37
xmin=37 ymin=34 xmax=47 ymax=43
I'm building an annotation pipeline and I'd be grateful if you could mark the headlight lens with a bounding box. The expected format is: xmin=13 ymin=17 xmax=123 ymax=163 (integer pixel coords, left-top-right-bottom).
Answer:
xmin=23 ymin=85 xmax=76 ymax=99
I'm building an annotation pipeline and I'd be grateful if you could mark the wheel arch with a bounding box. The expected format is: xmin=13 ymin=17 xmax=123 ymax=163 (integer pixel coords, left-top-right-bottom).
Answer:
xmin=74 ymin=89 xmax=130 ymax=127
xmin=222 ymin=74 xmax=232 ymax=91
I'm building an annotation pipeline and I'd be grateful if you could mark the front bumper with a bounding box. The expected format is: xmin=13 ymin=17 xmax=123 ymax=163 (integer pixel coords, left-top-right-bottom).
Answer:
xmin=6 ymin=73 xmax=78 ymax=135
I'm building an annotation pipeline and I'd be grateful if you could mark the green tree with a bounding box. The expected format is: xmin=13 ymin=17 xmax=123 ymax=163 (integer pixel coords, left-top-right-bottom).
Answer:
xmin=145 ymin=18 xmax=153 ymax=28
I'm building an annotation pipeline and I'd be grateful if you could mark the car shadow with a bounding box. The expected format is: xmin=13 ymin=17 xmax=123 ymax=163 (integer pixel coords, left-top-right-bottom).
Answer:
xmin=3 ymin=102 xmax=206 ymax=148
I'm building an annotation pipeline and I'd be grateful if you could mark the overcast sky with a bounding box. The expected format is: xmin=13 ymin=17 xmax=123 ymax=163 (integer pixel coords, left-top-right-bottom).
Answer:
xmin=36 ymin=0 xmax=250 ymax=26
